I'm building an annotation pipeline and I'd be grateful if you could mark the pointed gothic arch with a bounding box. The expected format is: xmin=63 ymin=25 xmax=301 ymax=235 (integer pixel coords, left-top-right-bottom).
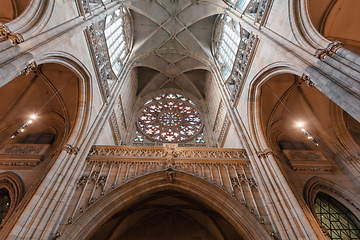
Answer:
xmin=61 ymin=171 xmax=271 ymax=240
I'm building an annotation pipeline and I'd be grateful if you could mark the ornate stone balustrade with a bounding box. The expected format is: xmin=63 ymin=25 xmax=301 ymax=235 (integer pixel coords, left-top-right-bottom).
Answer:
xmin=0 ymin=144 xmax=50 ymax=168
xmin=283 ymin=150 xmax=332 ymax=172
xmin=66 ymin=145 xmax=265 ymax=225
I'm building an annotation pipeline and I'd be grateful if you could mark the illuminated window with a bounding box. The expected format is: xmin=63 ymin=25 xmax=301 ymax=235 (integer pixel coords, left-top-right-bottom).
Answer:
xmin=138 ymin=93 xmax=202 ymax=142
xmin=0 ymin=189 xmax=10 ymax=223
xmin=214 ymin=15 xmax=241 ymax=81
xmin=104 ymin=9 xmax=129 ymax=76
xmin=314 ymin=193 xmax=360 ymax=239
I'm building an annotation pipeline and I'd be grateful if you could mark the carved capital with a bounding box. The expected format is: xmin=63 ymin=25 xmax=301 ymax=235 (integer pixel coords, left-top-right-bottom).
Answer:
xmin=0 ymin=23 xmax=10 ymax=40
xmin=21 ymin=61 xmax=37 ymax=76
xmin=257 ymin=149 xmax=274 ymax=159
xmin=315 ymin=40 xmax=344 ymax=60
xmin=301 ymin=74 xmax=315 ymax=87
xmin=61 ymin=144 xmax=79 ymax=155
xmin=8 ymin=32 xmax=24 ymax=44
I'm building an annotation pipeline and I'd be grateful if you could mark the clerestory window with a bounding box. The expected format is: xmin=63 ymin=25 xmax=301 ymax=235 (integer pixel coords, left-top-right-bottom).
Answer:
xmin=104 ymin=9 xmax=130 ymax=76
xmin=314 ymin=193 xmax=360 ymax=239
xmin=213 ymin=15 xmax=241 ymax=81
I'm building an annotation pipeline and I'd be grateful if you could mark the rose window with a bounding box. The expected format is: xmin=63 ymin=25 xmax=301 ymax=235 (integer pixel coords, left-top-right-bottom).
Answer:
xmin=138 ymin=93 xmax=202 ymax=142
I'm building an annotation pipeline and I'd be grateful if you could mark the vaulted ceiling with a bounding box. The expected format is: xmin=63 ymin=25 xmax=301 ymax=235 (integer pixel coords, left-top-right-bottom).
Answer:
xmin=127 ymin=0 xmax=226 ymax=99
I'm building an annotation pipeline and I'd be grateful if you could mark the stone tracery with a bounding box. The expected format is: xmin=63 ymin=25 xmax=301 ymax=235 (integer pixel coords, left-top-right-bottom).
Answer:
xmin=138 ymin=93 xmax=202 ymax=142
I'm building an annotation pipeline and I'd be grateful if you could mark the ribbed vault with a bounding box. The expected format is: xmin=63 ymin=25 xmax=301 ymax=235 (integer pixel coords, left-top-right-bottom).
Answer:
xmin=128 ymin=0 xmax=225 ymax=99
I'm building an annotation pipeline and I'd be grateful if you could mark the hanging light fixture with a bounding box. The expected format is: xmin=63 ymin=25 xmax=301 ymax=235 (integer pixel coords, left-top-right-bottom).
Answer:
xmin=10 ymin=75 xmax=75 ymax=138
xmin=266 ymin=83 xmax=319 ymax=146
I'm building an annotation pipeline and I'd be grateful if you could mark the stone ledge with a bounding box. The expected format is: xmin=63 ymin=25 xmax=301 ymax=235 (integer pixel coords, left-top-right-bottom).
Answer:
xmin=283 ymin=150 xmax=332 ymax=172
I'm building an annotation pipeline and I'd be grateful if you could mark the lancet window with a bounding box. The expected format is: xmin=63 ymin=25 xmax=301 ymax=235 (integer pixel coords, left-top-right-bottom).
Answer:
xmin=138 ymin=93 xmax=202 ymax=142
xmin=314 ymin=193 xmax=360 ymax=239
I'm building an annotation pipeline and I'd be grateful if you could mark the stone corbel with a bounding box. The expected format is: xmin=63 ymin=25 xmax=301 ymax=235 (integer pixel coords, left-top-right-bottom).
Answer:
xmin=257 ymin=149 xmax=274 ymax=159
xmin=301 ymin=74 xmax=315 ymax=87
xmin=0 ymin=23 xmax=24 ymax=44
xmin=21 ymin=61 xmax=37 ymax=76
xmin=315 ymin=40 xmax=344 ymax=60
xmin=61 ymin=144 xmax=80 ymax=155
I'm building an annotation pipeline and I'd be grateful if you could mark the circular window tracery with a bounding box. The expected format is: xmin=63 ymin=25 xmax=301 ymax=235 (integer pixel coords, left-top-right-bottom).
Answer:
xmin=138 ymin=93 xmax=202 ymax=142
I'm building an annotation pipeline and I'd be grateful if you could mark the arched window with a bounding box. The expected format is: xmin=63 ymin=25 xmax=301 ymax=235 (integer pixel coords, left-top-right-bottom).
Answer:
xmin=104 ymin=9 xmax=130 ymax=76
xmin=314 ymin=193 xmax=360 ymax=239
xmin=0 ymin=189 xmax=11 ymax=223
xmin=137 ymin=93 xmax=202 ymax=142
xmin=213 ymin=15 xmax=241 ymax=81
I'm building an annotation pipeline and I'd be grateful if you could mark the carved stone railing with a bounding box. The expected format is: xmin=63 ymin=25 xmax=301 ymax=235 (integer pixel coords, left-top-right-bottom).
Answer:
xmin=0 ymin=144 xmax=50 ymax=168
xmin=283 ymin=150 xmax=332 ymax=172
xmin=66 ymin=145 xmax=265 ymax=225
xmin=228 ymin=29 xmax=257 ymax=103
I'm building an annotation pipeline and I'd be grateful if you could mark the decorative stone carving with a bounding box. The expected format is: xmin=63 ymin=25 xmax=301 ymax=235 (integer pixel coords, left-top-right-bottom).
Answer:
xmin=109 ymin=111 xmax=122 ymax=145
xmin=283 ymin=150 xmax=332 ymax=172
xmin=0 ymin=144 xmax=50 ymax=168
xmin=217 ymin=115 xmax=230 ymax=146
xmin=0 ymin=23 xmax=11 ymax=40
xmin=315 ymin=40 xmax=344 ymax=60
xmin=0 ymin=23 xmax=23 ymax=44
xmin=61 ymin=144 xmax=79 ymax=155
xmin=165 ymin=170 xmax=175 ymax=183
xmin=229 ymin=31 xmax=257 ymax=103
xmin=21 ymin=61 xmax=37 ymax=76
xmin=301 ymin=74 xmax=315 ymax=87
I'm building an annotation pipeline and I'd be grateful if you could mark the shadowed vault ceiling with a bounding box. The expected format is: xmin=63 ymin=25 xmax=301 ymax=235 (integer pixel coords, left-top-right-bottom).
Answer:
xmin=127 ymin=0 xmax=225 ymax=99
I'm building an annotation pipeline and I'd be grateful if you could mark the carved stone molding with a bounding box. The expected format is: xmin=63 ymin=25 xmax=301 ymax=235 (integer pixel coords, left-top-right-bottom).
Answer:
xmin=61 ymin=144 xmax=79 ymax=155
xmin=217 ymin=115 xmax=230 ymax=146
xmin=344 ymin=156 xmax=360 ymax=165
xmin=21 ymin=61 xmax=37 ymax=76
xmin=0 ymin=23 xmax=23 ymax=45
xmin=109 ymin=111 xmax=122 ymax=145
xmin=315 ymin=40 xmax=344 ymax=60
xmin=283 ymin=150 xmax=332 ymax=172
xmin=301 ymin=74 xmax=315 ymax=87
xmin=0 ymin=144 xmax=50 ymax=168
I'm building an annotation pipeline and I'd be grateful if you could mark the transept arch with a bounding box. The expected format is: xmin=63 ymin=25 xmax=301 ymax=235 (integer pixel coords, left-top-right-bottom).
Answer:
xmin=61 ymin=171 xmax=271 ymax=240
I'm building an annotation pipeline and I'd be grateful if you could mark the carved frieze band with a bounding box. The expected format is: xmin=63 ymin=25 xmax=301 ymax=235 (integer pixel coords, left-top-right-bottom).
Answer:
xmin=89 ymin=145 xmax=249 ymax=160
xmin=0 ymin=23 xmax=24 ymax=44
xmin=315 ymin=40 xmax=344 ymax=60
xmin=109 ymin=111 xmax=122 ymax=145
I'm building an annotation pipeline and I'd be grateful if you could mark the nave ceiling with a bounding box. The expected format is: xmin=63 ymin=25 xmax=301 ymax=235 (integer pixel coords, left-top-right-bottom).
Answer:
xmin=127 ymin=0 xmax=225 ymax=99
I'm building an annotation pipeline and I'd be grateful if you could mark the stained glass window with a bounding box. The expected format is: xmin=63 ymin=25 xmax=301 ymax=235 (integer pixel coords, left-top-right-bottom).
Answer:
xmin=0 ymin=189 xmax=10 ymax=223
xmin=104 ymin=9 xmax=129 ymax=76
xmin=138 ymin=93 xmax=202 ymax=142
xmin=315 ymin=194 xmax=360 ymax=239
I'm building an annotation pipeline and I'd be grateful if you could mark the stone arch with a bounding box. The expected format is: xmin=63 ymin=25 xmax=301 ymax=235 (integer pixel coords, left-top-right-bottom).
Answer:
xmin=0 ymin=171 xmax=24 ymax=228
xmin=61 ymin=171 xmax=271 ymax=240
xmin=304 ymin=176 xmax=360 ymax=223
xmin=291 ymin=0 xmax=360 ymax=53
xmin=248 ymin=62 xmax=303 ymax=150
xmin=0 ymin=53 xmax=92 ymax=159
xmin=1 ymin=0 xmax=54 ymax=38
